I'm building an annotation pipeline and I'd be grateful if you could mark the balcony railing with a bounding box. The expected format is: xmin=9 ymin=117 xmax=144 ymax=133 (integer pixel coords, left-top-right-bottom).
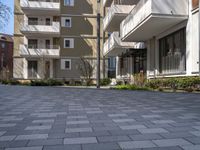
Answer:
xmin=20 ymin=44 xmax=60 ymax=58
xmin=103 ymin=32 xmax=137 ymax=56
xmin=20 ymin=0 xmax=60 ymax=10
xmin=103 ymin=4 xmax=134 ymax=31
xmin=121 ymin=0 xmax=188 ymax=41
xmin=20 ymin=21 xmax=60 ymax=34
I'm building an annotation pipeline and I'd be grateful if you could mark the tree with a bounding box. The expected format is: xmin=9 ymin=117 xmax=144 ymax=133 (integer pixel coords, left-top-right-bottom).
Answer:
xmin=78 ymin=57 xmax=95 ymax=86
xmin=0 ymin=1 xmax=11 ymax=30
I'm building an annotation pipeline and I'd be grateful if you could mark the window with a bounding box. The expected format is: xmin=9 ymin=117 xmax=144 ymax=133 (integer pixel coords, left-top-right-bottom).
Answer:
xmin=64 ymin=38 xmax=74 ymax=48
xmin=64 ymin=0 xmax=74 ymax=6
xmin=61 ymin=59 xmax=71 ymax=70
xmin=28 ymin=18 xmax=38 ymax=25
xmin=159 ymin=28 xmax=186 ymax=74
xmin=62 ymin=17 xmax=71 ymax=27
xmin=28 ymin=39 xmax=38 ymax=49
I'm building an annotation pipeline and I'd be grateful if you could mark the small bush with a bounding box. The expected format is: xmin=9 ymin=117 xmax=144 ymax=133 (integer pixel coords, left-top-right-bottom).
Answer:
xmin=114 ymin=84 xmax=150 ymax=91
xmin=100 ymin=78 xmax=111 ymax=86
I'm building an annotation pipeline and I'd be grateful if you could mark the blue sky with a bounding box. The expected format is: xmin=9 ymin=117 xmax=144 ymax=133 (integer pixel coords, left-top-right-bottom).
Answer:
xmin=0 ymin=0 xmax=14 ymax=35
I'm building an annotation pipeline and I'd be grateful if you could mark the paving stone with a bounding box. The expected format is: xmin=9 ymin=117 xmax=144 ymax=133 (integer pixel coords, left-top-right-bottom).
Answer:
xmin=153 ymin=138 xmax=192 ymax=147
xmin=64 ymin=137 xmax=97 ymax=144
xmin=181 ymin=145 xmax=200 ymax=150
xmin=66 ymin=120 xmax=89 ymax=125
xmin=97 ymin=135 xmax=130 ymax=143
xmin=152 ymin=120 xmax=176 ymax=124
xmin=190 ymin=131 xmax=200 ymax=136
xmin=112 ymin=119 xmax=135 ymax=123
xmin=138 ymin=128 xmax=169 ymax=134
xmin=32 ymin=120 xmax=54 ymax=123
xmin=27 ymin=139 xmax=63 ymax=146
xmin=0 ymin=124 xmax=16 ymax=127
xmin=120 ymin=125 xmax=147 ymax=130
xmin=129 ymin=134 xmax=163 ymax=141
xmin=5 ymin=146 xmax=43 ymax=150
xmin=82 ymin=143 xmax=120 ymax=150
xmin=43 ymin=145 xmax=81 ymax=150
xmin=65 ymin=127 xmax=92 ymax=133
xmin=25 ymin=126 xmax=52 ymax=130
xmin=118 ymin=141 xmax=157 ymax=149
xmin=0 ymin=136 xmax=16 ymax=141
xmin=15 ymin=134 xmax=48 ymax=140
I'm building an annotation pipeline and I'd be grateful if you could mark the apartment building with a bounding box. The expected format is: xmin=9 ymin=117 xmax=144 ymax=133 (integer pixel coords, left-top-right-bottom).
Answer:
xmin=14 ymin=0 xmax=103 ymax=80
xmin=103 ymin=0 xmax=146 ymax=82
xmin=103 ymin=0 xmax=200 ymax=81
xmin=0 ymin=34 xmax=13 ymax=79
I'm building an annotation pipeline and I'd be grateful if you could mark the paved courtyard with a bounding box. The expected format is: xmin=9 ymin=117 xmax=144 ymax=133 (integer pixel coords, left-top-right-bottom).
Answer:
xmin=0 ymin=85 xmax=200 ymax=150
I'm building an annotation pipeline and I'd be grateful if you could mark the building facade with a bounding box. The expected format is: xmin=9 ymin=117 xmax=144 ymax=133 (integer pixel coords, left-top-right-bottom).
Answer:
xmin=0 ymin=34 xmax=13 ymax=79
xmin=103 ymin=0 xmax=199 ymax=81
xmin=14 ymin=0 xmax=104 ymax=80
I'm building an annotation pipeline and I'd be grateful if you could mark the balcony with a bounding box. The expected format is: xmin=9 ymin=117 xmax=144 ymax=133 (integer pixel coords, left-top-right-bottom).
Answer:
xmin=20 ymin=0 xmax=60 ymax=15
xmin=121 ymin=0 xmax=188 ymax=42
xmin=103 ymin=32 xmax=144 ymax=56
xmin=103 ymin=0 xmax=139 ymax=7
xmin=20 ymin=21 xmax=60 ymax=37
xmin=103 ymin=4 xmax=134 ymax=32
xmin=20 ymin=44 xmax=60 ymax=58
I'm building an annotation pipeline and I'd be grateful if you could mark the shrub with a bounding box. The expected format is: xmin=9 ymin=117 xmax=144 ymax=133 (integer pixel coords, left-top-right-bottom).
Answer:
xmin=100 ymin=78 xmax=111 ymax=86
xmin=114 ymin=84 xmax=150 ymax=91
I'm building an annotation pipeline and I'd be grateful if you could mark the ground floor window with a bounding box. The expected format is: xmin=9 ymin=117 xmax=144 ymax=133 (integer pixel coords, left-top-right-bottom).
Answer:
xmin=159 ymin=28 xmax=186 ymax=74
xmin=61 ymin=59 xmax=71 ymax=70
xmin=108 ymin=57 xmax=116 ymax=78
xmin=28 ymin=61 xmax=38 ymax=78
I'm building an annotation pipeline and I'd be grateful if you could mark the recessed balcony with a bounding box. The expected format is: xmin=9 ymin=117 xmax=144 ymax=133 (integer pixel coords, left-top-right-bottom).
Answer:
xmin=20 ymin=0 xmax=60 ymax=15
xmin=103 ymin=32 xmax=144 ymax=56
xmin=103 ymin=4 xmax=134 ymax=32
xmin=20 ymin=44 xmax=60 ymax=58
xmin=121 ymin=0 xmax=189 ymax=42
xmin=20 ymin=21 xmax=60 ymax=37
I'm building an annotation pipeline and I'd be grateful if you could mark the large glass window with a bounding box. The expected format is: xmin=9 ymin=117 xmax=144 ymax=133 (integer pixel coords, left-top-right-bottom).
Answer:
xmin=159 ymin=28 xmax=186 ymax=74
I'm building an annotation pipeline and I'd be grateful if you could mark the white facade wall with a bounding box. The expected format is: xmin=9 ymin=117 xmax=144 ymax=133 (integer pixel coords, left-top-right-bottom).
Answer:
xmin=146 ymin=0 xmax=199 ymax=78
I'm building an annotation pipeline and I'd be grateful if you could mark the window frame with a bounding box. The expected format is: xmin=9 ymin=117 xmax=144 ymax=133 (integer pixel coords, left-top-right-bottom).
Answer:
xmin=61 ymin=59 xmax=71 ymax=70
xmin=64 ymin=38 xmax=74 ymax=48
xmin=64 ymin=0 xmax=74 ymax=6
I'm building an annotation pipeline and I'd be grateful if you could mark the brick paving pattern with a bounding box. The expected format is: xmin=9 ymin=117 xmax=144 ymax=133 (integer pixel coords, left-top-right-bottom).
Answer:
xmin=0 ymin=85 xmax=200 ymax=150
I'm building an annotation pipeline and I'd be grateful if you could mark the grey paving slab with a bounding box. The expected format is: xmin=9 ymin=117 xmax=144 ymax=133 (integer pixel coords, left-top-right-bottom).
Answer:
xmin=0 ymin=86 xmax=200 ymax=149
xmin=181 ymin=145 xmax=200 ymax=150
xmin=118 ymin=141 xmax=157 ymax=149
xmin=138 ymin=128 xmax=169 ymax=134
xmin=5 ymin=146 xmax=43 ymax=150
xmin=153 ymin=138 xmax=192 ymax=147
xmin=15 ymin=134 xmax=48 ymax=140
xmin=65 ymin=127 xmax=92 ymax=133
xmin=64 ymin=137 xmax=97 ymax=144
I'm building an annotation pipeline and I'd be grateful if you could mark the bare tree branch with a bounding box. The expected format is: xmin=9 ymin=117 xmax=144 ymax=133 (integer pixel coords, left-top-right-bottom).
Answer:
xmin=0 ymin=1 xmax=11 ymax=30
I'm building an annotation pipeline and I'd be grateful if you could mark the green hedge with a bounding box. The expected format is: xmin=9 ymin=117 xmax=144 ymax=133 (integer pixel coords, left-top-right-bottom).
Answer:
xmin=100 ymin=78 xmax=111 ymax=86
xmin=146 ymin=77 xmax=200 ymax=91
xmin=113 ymin=84 xmax=150 ymax=91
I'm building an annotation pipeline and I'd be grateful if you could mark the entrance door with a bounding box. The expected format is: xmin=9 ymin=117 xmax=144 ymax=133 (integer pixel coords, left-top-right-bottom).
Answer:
xmin=28 ymin=61 xmax=38 ymax=78
xmin=45 ymin=61 xmax=50 ymax=79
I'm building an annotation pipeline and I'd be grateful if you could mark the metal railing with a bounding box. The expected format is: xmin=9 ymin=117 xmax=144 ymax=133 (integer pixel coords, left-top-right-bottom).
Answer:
xmin=26 ymin=44 xmax=60 ymax=49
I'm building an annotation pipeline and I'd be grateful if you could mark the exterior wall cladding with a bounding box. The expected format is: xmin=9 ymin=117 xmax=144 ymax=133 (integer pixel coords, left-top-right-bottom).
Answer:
xmin=103 ymin=0 xmax=200 ymax=82
xmin=14 ymin=0 xmax=200 ymax=81
xmin=13 ymin=0 xmax=105 ymax=80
